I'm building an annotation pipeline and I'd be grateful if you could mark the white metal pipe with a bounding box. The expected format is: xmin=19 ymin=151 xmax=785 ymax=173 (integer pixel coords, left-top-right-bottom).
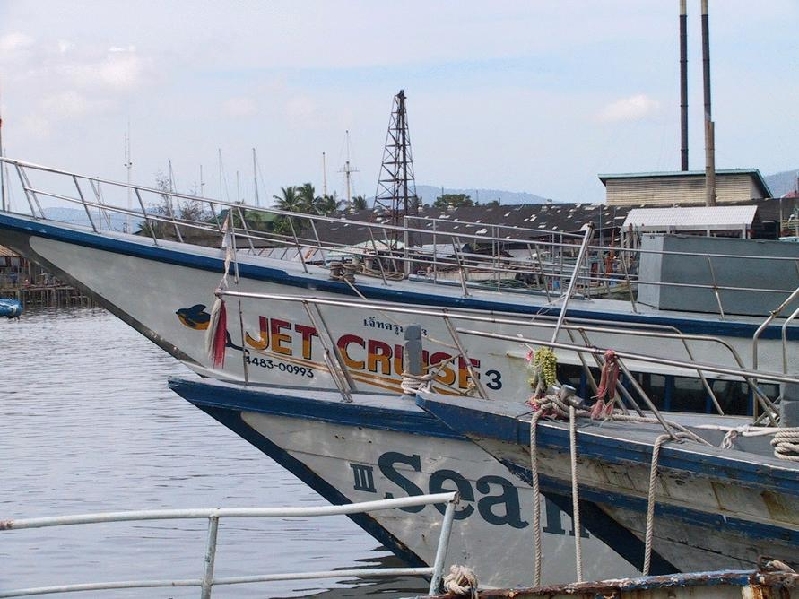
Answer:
xmin=2 ymin=492 xmax=456 ymax=530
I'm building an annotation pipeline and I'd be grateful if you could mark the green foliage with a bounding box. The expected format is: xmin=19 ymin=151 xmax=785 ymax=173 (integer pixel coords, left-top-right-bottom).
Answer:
xmin=270 ymin=183 xmax=346 ymax=234
xmin=433 ymin=193 xmax=473 ymax=209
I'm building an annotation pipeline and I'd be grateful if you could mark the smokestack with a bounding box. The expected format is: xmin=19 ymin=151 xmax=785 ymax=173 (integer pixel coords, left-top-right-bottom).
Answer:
xmin=680 ymin=0 xmax=689 ymax=171
xmin=701 ymin=0 xmax=717 ymax=205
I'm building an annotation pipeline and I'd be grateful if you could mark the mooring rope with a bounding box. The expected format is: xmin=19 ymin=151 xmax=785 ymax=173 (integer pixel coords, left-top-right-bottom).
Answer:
xmin=527 ymin=380 xmax=713 ymax=585
xmin=643 ymin=433 xmax=669 ymax=576
xmin=530 ymin=408 xmax=544 ymax=587
xmin=442 ymin=564 xmax=479 ymax=597
xmin=568 ymin=404 xmax=583 ymax=582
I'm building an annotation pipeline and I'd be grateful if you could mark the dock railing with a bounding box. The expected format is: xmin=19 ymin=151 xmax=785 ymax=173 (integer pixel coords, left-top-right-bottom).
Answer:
xmin=0 ymin=491 xmax=459 ymax=598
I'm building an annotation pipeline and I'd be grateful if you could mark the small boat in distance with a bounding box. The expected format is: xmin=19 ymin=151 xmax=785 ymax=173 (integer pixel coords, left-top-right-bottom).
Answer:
xmin=0 ymin=297 xmax=22 ymax=318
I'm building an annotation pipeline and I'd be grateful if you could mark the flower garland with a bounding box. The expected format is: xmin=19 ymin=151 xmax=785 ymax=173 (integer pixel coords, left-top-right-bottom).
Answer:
xmin=526 ymin=347 xmax=559 ymax=406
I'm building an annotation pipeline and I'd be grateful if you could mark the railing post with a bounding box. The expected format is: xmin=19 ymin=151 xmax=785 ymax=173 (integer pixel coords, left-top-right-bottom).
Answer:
xmin=428 ymin=495 xmax=458 ymax=595
xmin=201 ymin=515 xmax=220 ymax=599
xmin=551 ymin=223 xmax=595 ymax=343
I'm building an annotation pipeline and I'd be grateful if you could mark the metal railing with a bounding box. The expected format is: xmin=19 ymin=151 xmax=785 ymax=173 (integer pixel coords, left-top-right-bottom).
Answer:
xmin=212 ymin=289 xmax=795 ymax=420
xmin=3 ymin=157 xmax=799 ymax=319
xmin=0 ymin=492 xmax=459 ymax=598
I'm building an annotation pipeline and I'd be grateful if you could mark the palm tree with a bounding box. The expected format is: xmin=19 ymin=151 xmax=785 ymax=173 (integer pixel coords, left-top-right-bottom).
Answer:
xmin=273 ymin=186 xmax=302 ymax=212
xmin=351 ymin=195 xmax=368 ymax=211
xmin=316 ymin=192 xmax=345 ymax=216
xmin=271 ymin=186 xmax=305 ymax=235
xmin=296 ymin=183 xmax=318 ymax=214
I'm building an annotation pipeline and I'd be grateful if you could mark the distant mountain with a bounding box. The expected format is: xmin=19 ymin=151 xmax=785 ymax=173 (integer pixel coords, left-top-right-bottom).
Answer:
xmin=43 ymin=207 xmax=140 ymax=231
xmin=414 ymin=185 xmax=549 ymax=206
xmin=414 ymin=171 xmax=799 ymax=206
xmin=765 ymin=170 xmax=799 ymax=197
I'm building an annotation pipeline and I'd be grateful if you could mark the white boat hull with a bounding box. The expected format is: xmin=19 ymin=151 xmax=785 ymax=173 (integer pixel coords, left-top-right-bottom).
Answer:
xmin=415 ymin=392 xmax=799 ymax=573
xmin=2 ymin=216 xmax=794 ymax=408
xmin=170 ymin=378 xmax=649 ymax=588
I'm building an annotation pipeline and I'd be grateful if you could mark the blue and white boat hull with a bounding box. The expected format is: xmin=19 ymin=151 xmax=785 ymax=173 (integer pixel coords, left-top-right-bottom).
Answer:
xmin=1 ymin=211 xmax=796 ymax=406
xmin=168 ymin=376 xmax=657 ymax=588
xmin=415 ymin=391 xmax=799 ymax=573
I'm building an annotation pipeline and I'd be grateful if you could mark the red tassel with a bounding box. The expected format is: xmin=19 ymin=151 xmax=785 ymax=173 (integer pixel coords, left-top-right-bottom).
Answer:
xmin=592 ymin=350 xmax=619 ymax=420
xmin=211 ymin=300 xmax=227 ymax=368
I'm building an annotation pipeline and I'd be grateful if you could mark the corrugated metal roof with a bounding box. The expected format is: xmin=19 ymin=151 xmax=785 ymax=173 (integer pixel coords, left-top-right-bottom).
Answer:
xmin=598 ymin=169 xmax=772 ymax=198
xmin=0 ymin=245 xmax=20 ymax=257
xmin=622 ymin=205 xmax=758 ymax=230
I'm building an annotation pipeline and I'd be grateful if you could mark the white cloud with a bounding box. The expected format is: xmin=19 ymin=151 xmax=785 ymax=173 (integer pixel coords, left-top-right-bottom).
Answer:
xmin=57 ymin=40 xmax=74 ymax=54
xmin=285 ymin=96 xmax=319 ymax=125
xmin=96 ymin=51 xmax=143 ymax=90
xmin=0 ymin=32 xmax=34 ymax=53
xmin=40 ymin=90 xmax=92 ymax=119
xmin=222 ymin=97 xmax=257 ymax=118
xmin=57 ymin=48 xmax=144 ymax=92
xmin=597 ymin=94 xmax=660 ymax=123
xmin=20 ymin=113 xmax=51 ymax=139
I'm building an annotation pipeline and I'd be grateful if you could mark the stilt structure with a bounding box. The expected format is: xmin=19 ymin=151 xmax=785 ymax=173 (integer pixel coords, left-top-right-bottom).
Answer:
xmin=373 ymin=90 xmax=419 ymax=228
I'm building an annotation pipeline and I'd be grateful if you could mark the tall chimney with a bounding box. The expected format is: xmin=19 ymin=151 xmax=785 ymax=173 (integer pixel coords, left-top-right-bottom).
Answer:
xmin=680 ymin=0 xmax=689 ymax=171
xmin=701 ymin=0 xmax=717 ymax=205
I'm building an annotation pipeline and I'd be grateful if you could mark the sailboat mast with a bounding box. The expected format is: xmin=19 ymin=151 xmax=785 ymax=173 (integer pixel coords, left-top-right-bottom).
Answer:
xmin=342 ymin=129 xmax=358 ymax=208
xmin=701 ymin=0 xmax=716 ymax=206
xmin=253 ymin=148 xmax=260 ymax=207
xmin=680 ymin=0 xmax=689 ymax=171
xmin=0 ymin=114 xmax=6 ymax=212
xmin=322 ymin=151 xmax=328 ymax=196
xmin=218 ymin=148 xmax=224 ymax=201
xmin=124 ymin=121 xmax=133 ymax=232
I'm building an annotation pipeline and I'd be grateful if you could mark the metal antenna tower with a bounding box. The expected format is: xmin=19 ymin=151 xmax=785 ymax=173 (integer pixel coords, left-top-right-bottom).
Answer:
xmin=373 ymin=90 xmax=419 ymax=226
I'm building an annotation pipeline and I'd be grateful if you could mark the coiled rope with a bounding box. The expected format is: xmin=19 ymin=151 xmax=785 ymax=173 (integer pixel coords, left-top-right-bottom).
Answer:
xmin=718 ymin=425 xmax=799 ymax=461
xmin=442 ymin=564 xmax=479 ymax=597
xmin=771 ymin=429 xmax=799 ymax=462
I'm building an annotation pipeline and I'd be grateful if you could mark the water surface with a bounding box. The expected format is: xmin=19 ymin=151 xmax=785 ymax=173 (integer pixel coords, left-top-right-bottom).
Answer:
xmin=0 ymin=308 xmax=429 ymax=597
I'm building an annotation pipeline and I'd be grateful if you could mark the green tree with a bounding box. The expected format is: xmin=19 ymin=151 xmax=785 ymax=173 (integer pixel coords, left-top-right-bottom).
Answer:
xmin=316 ymin=192 xmax=345 ymax=216
xmin=273 ymin=186 xmax=302 ymax=212
xmin=433 ymin=193 xmax=473 ymax=210
xmin=351 ymin=195 xmax=368 ymax=210
xmin=296 ymin=183 xmax=319 ymax=214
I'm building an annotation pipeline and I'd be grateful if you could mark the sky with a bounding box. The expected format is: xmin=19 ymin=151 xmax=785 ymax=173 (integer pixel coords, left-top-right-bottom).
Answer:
xmin=1 ymin=0 xmax=797 ymax=207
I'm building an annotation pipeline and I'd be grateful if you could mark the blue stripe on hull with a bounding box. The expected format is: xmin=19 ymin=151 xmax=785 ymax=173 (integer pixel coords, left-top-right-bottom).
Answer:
xmin=414 ymin=396 xmax=799 ymax=556
xmin=502 ymin=459 xmax=799 ymax=547
xmin=170 ymin=378 xmax=460 ymax=439
xmin=415 ymin=396 xmax=799 ymax=497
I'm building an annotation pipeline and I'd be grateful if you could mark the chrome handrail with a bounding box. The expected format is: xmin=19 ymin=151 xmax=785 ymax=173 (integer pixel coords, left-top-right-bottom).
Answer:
xmin=0 ymin=492 xmax=459 ymax=598
xmin=3 ymin=156 xmax=799 ymax=316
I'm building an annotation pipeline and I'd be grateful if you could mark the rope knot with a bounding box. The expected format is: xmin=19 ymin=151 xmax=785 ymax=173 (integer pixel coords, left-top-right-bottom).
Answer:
xmin=443 ymin=564 xmax=478 ymax=597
